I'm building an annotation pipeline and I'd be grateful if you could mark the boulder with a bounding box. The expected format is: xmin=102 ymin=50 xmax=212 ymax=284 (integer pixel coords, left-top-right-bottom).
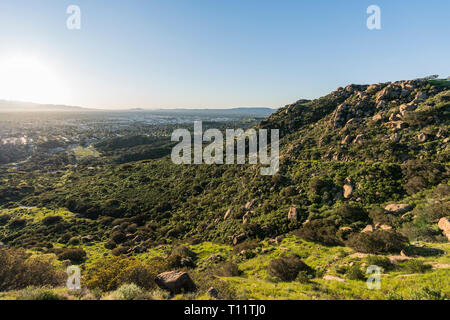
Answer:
xmin=242 ymin=212 xmax=250 ymax=224
xmin=288 ymin=207 xmax=298 ymax=221
xmin=232 ymin=232 xmax=247 ymax=245
xmin=155 ymin=271 xmax=196 ymax=294
xmin=384 ymin=204 xmax=414 ymax=215
xmin=438 ymin=217 xmax=450 ymax=241
xmin=275 ymin=235 xmax=285 ymax=245
xmin=372 ymin=112 xmax=383 ymax=122
xmin=341 ymin=135 xmax=352 ymax=145
xmin=343 ymin=184 xmax=353 ymax=199
xmin=361 ymin=225 xmax=374 ymax=233
xmin=244 ymin=199 xmax=256 ymax=210
xmin=438 ymin=217 xmax=450 ymax=232
xmin=389 ymin=113 xmax=402 ymax=121
xmin=417 ymin=133 xmax=428 ymax=142
xmin=390 ymin=133 xmax=402 ymax=143
xmin=353 ymin=134 xmax=364 ymax=145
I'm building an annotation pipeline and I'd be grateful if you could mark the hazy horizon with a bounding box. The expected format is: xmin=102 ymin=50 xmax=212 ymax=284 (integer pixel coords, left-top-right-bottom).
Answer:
xmin=0 ymin=0 xmax=449 ymax=109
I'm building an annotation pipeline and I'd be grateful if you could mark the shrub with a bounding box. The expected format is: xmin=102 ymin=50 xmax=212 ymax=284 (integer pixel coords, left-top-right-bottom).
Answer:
xmin=401 ymin=160 xmax=446 ymax=195
xmin=113 ymin=283 xmax=145 ymax=300
xmin=346 ymin=230 xmax=408 ymax=254
xmin=268 ymin=256 xmax=313 ymax=282
xmin=9 ymin=218 xmax=26 ymax=229
xmin=213 ymin=262 xmax=242 ymax=277
xmin=68 ymin=237 xmax=80 ymax=245
xmin=0 ymin=214 xmax=10 ymax=225
xmin=293 ymin=219 xmax=342 ymax=245
xmin=104 ymin=240 xmax=117 ymax=250
xmin=337 ymin=203 xmax=368 ymax=224
xmin=409 ymin=286 xmax=446 ymax=300
xmin=111 ymin=232 xmax=127 ymax=244
xmin=18 ymin=287 xmax=65 ymax=300
xmin=42 ymin=215 xmax=63 ymax=226
xmin=85 ymin=256 xmax=166 ymax=291
xmin=296 ymin=270 xmax=312 ymax=284
xmin=400 ymin=260 xmax=432 ymax=273
xmin=366 ymin=255 xmax=394 ymax=271
xmin=57 ymin=248 xmax=87 ymax=264
xmin=434 ymin=183 xmax=450 ymax=197
xmin=0 ymin=249 xmax=66 ymax=290
xmin=233 ymin=240 xmax=259 ymax=254
xmin=111 ymin=246 xmax=129 ymax=256
xmin=368 ymin=207 xmax=394 ymax=226
xmin=345 ymin=264 xmax=366 ymax=281
xmin=170 ymin=245 xmax=197 ymax=260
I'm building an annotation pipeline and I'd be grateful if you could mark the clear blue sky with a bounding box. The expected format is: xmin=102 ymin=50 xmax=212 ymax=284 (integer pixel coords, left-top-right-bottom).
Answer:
xmin=0 ymin=0 xmax=449 ymax=109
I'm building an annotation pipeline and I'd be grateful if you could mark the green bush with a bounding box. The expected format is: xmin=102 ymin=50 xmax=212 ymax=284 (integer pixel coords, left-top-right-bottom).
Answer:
xmin=409 ymin=286 xmax=446 ymax=300
xmin=113 ymin=283 xmax=145 ymax=300
xmin=346 ymin=230 xmax=408 ymax=254
xmin=85 ymin=256 xmax=166 ymax=291
xmin=268 ymin=256 xmax=313 ymax=282
xmin=345 ymin=264 xmax=366 ymax=281
xmin=400 ymin=260 xmax=432 ymax=273
xmin=293 ymin=219 xmax=342 ymax=245
xmin=0 ymin=249 xmax=66 ymax=291
xmin=57 ymin=248 xmax=86 ymax=264
xmin=366 ymin=255 xmax=394 ymax=271
xmin=18 ymin=287 xmax=65 ymax=300
xmin=213 ymin=262 xmax=242 ymax=277
xmin=42 ymin=215 xmax=63 ymax=226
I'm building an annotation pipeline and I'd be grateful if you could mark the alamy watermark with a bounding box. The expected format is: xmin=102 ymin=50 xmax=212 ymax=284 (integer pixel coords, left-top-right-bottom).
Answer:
xmin=366 ymin=5 xmax=381 ymax=30
xmin=66 ymin=265 xmax=81 ymax=290
xmin=66 ymin=5 xmax=81 ymax=30
xmin=366 ymin=265 xmax=382 ymax=290
xmin=171 ymin=121 xmax=279 ymax=175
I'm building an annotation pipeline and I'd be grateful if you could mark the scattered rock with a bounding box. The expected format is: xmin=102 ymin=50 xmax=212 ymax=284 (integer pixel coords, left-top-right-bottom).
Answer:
xmin=353 ymin=134 xmax=364 ymax=145
xmin=438 ymin=217 xmax=450 ymax=241
xmin=343 ymin=184 xmax=353 ymax=199
xmin=384 ymin=204 xmax=414 ymax=215
xmin=391 ymin=133 xmax=402 ymax=143
xmin=261 ymin=247 xmax=274 ymax=254
xmin=341 ymin=135 xmax=352 ymax=145
xmin=323 ymin=275 xmax=346 ymax=282
xmin=244 ymin=199 xmax=256 ymax=210
xmin=288 ymin=207 xmax=298 ymax=221
xmin=275 ymin=235 xmax=285 ymax=245
xmin=388 ymin=255 xmax=411 ymax=263
xmin=232 ymin=233 xmax=247 ymax=245
xmin=417 ymin=133 xmax=428 ymax=142
xmin=372 ymin=112 xmax=383 ymax=122
xmin=81 ymin=235 xmax=95 ymax=243
xmin=155 ymin=271 xmax=196 ymax=294
xmin=361 ymin=225 xmax=374 ymax=233
xmin=242 ymin=212 xmax=250 ymax=224
xmin=132 ymin=235 xmax=145 ymax=242
xmin=224 ymin=208 xmax=232 ymax=220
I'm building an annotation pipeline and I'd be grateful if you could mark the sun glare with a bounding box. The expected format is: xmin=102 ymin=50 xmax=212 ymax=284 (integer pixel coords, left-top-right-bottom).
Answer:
xmin=0 ymin=55 xmax=70 ymax=104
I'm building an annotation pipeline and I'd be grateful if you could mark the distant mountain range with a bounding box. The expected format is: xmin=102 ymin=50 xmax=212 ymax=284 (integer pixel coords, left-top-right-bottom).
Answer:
xmin=0 ymin=100 xmax=276 ymax=117
xmin=0 ymin=100 xmax=93 ymax=112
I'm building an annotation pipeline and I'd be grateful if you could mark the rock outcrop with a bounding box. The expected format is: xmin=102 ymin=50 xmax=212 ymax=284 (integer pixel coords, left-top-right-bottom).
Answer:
xmin=155 ymin=271 xmax=196 ymax=294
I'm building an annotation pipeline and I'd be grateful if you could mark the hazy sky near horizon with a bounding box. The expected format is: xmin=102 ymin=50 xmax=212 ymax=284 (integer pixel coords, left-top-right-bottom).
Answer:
xmin=0 ymin=0 xmax=449 ymax=109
